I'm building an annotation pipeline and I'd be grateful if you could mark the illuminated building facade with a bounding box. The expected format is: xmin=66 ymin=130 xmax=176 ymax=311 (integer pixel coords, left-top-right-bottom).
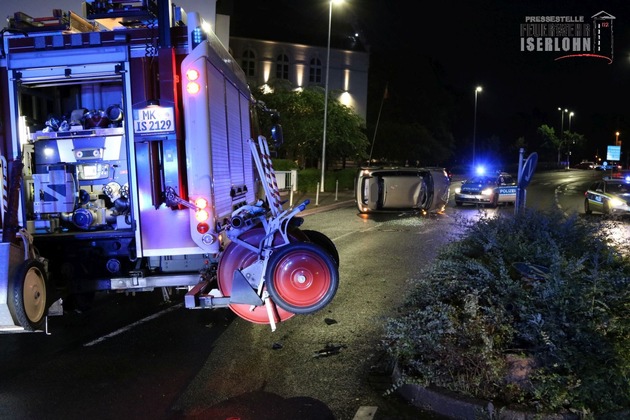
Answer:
xmin=228 ymin=36 xmax=369 ymax=122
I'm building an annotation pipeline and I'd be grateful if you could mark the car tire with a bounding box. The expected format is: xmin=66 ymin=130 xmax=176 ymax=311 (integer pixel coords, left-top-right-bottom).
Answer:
xmin=584 ymin=198 xmax=592 ymax=215
xmin=455 ymin=201 xmax=462 ymax=207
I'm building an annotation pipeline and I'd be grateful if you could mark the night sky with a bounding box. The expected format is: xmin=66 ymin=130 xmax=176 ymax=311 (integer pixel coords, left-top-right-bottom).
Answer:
xmin=3 ymin=1 xmax=630 ymax=164
xmin=227 ymin=0 xmax=630 ymax=164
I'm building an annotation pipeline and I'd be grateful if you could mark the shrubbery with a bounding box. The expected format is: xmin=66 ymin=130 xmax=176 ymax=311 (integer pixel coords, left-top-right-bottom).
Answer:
xmin=295 ymin=168 xmax=356 ymax=193
xmin=383 ymin=208 xmax=630 ymax=416
xmin=266 ymin=159 xmax=356 ymax=193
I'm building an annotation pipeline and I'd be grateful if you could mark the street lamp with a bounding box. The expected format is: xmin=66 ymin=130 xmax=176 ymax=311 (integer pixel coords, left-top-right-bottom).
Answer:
xmin=558 ymin=107 xmax=567 ymax=138
xmin=320 ymin=0 xmax=343 ymax=193
xmin=616 ymin=131 xmax=620 ymax=146
xmin=567 ymin=110 xmax=574 ymax=169
xmin=558 ymin=107 xmax=567 ymax=166
xmin=472 ymin=86 xmax=482 ymax=167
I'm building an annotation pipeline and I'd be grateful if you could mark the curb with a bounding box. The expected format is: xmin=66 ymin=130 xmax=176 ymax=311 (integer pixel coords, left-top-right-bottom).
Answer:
xmin=280 ymin=190 xmax=356 ymax=216
xmin=300 ymin=199 xmax=355 ymax=216
xmin=392 ymin=366 xmax=578 ymax=420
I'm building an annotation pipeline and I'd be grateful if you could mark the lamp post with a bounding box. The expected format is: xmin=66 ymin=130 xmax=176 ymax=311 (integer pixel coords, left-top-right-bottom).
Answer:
xmin=558 ymin=107 xmax=567 ymax=138
xmin=616 ymin=131 xmax=620 ymax=146
xmin=472 ymin=86 xmax=482 ymax=167
xmin=320 ymin=0 xmax=342 ymax=192
xmin=558 ymin=107 xmax=567 ymax=166
xmin=567 ymin=110 xmax=574 ymax=169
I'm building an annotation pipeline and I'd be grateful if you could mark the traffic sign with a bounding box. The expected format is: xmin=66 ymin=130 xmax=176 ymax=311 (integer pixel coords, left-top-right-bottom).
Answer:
xmin=607 ymin=145 xmax=621 ymax=161
xmin=519 ymin=152 xmax=538 ymax=189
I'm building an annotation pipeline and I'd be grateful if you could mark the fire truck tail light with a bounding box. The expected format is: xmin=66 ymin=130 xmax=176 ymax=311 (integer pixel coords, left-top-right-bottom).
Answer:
xmin=186 ymin=81 xmax=201 ymax=95
xmin=195 ymin=209 xmax=209 ymax=223
xmin=197 ymin=223 xmax=210 ymax=234
xmin=195 ymin=197 xmax=208 ymax=209
xmin=186 ymin=69 xmax=201 ymax=94
xmin=186 ymin=68 xmax=199 ymax=81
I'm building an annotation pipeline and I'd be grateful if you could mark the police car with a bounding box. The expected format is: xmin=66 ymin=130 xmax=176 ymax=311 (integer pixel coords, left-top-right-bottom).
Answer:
xmin=454 ymin=171 xmax=517 ymax=207
xmin=584 ymin=177 xmax=630 ymax=216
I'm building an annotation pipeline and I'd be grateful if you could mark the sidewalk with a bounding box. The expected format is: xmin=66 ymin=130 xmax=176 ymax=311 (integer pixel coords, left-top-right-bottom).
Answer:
xmin=279 ymin=188 xmax=356 ymax=216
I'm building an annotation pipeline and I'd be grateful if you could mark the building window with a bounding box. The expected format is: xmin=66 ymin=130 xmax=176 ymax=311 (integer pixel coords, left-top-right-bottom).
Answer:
xmin=276 ymin=54 xmax=289 ymax=80
xmin=309 ymin=57 xmax=322 ymax=84
xmin=241 ymin=49 xmax=256 ymax=77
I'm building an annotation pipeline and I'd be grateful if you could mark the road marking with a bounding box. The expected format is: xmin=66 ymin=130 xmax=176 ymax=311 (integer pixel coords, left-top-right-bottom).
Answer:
xmin=353 ymin=406 xmax=378 ymax=420
xmin=83 ymin=303 xmax=182 ymax=347
xmin=555 ymin=183 xmax=570 ymax=216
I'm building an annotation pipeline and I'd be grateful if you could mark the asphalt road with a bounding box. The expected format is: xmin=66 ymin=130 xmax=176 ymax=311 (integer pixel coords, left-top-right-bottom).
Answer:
xmin=0 ymin=170 xmax=609 ymax=420
xmin=169 ymin=201 xmax=462 ymax=420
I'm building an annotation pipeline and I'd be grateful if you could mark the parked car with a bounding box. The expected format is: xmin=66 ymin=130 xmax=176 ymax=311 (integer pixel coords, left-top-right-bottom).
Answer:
xmin=454 ymin=171 xmax=517 ymax=207
xmin=355 ymin=166 xmax=450 ymax=214
xmin=573 ymin=161 xmax=595 ymax=169
xmin=584 ymin=178 xmax=630 ymax=216
xmin=611 ymin=170 xmax=630 ymax=181
xmin=594 ymin=163 xmax=622 ymax=171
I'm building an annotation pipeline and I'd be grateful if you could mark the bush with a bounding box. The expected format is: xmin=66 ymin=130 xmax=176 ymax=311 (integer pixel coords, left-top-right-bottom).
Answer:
xmin=383 ymin=208 xmax=630 ymax=416
xmin=272 ymin=159 xmax=299 ymax=171
xmin=297 ymin=168 xmax=356 ymax=193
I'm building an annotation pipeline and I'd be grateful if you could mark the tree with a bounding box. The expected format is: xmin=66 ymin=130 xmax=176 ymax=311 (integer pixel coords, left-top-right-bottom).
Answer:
xmin=537 ymin=124 xmax=587 ymax=166
xmin=564 ymin=131 xmax=586 ymax=165
xmin=513 ymin=136 xmax=527 ymax=153
xmin=537 ymin=124 xmax=561 ymax=164
xmin=369 ymin=120 xmax=454 ymax=166
xmin=254 ymin=85 xmax=369 ymax=169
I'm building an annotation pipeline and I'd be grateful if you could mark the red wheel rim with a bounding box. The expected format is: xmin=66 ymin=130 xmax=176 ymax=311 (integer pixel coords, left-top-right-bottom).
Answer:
xmin=218 ymin=228 xmax=295 ymax=324
xmin=270 ymin=247 xmax=333 ymax=308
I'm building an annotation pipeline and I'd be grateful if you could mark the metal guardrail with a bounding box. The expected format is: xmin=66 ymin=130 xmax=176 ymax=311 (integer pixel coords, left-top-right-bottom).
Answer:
xmin=275 ymin=170 xmax=297 ymax=192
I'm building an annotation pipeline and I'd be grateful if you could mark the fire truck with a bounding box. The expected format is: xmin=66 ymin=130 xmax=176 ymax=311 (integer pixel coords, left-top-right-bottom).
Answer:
xmin=0 ymin=1 xmax=339 ymax=333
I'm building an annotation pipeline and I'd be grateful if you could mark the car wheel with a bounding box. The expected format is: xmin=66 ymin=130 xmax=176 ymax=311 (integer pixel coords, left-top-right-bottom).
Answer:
xmin=455 ymin=201 xmax=462 ymax=207
xmin=584 ymin=198 xmax=592 ymax=215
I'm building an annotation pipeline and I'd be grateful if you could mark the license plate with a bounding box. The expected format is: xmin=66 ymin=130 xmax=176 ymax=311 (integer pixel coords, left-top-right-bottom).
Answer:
xmin=133 ymin=106 xmax=175 ymax=134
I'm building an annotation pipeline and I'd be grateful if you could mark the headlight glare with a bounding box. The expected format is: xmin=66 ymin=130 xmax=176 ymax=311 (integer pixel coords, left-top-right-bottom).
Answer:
xmin=609 ymin=198 xmax=624 ymax=207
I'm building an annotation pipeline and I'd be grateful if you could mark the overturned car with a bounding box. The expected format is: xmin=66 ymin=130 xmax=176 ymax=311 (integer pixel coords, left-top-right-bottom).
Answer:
xmin=355 ymin=167 xmax=450 ymax=214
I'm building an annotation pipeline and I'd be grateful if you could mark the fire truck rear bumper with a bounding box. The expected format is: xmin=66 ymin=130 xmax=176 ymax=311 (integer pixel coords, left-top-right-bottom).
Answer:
xmin=108 ymin=273 xmax=203 ymax=291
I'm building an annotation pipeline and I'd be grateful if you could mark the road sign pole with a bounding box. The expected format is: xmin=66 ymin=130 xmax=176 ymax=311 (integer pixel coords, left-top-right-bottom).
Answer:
xmin=515 ymin=148 xmax=525 ymax=214
xmin=516 ymin=150 xmax=538 ymax=215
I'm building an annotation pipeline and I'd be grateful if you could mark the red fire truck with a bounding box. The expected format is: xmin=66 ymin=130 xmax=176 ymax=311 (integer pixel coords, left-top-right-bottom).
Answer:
xmin=0 ymin=1 xmax=338 ymax=333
